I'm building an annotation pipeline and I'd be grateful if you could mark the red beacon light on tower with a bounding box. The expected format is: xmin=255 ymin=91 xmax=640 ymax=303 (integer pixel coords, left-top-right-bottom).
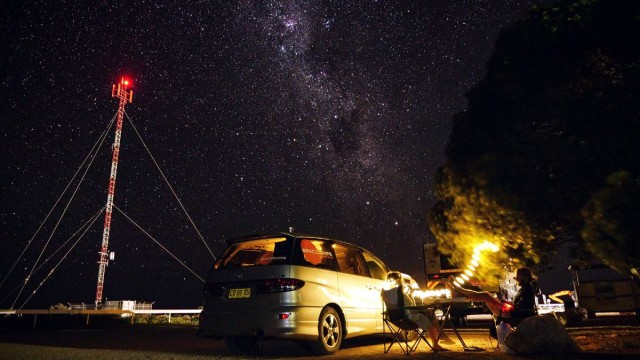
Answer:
xmin=111 ymin=76 xmax=134 ymax=103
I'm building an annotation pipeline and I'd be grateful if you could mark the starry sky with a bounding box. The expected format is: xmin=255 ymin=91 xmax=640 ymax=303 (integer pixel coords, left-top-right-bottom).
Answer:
xmin=1 ymin=0 xmax=551 ymax=309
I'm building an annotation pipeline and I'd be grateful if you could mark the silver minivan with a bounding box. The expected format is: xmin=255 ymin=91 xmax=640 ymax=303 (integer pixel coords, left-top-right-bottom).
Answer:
xmin=198 ymin=233 xmax=391 ymax=354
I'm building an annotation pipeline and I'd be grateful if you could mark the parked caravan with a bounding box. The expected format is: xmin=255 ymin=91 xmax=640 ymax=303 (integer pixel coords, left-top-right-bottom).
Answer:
xmin=570 ymin=262 xmax=639 ymax=318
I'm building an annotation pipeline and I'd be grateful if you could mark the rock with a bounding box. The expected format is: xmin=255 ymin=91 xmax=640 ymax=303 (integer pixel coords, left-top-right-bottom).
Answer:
xmin=503 ymin=315 xmax=581 ymax=354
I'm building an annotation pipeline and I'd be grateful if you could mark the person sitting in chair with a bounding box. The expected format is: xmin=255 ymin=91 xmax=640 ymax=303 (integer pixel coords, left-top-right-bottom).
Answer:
xmin=446 ymin=267 xmax=537 ymax=319
xmin=385 ymin=272 xmax=448 ymax=351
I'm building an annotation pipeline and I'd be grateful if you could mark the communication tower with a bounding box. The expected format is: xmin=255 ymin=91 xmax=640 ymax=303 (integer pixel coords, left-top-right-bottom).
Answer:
xmin=95 ymin=77 xmax=133 ymax=306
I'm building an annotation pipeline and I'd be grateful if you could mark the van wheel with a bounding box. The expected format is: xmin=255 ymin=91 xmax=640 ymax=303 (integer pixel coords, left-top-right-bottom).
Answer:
xmin=225 ymin=336 xmax=257 ymax=354
xmin=311 ymin=307 xmax=342 ymax=355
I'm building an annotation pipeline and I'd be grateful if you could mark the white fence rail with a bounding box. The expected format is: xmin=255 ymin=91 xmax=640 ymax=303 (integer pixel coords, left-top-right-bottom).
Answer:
xmin=0 ymin=308 xmax=202 ymax=326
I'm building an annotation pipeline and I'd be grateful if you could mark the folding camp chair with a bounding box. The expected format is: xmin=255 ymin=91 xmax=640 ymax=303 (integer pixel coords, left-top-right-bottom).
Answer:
xmin=381 ymin=287 xmax=433 ymax=355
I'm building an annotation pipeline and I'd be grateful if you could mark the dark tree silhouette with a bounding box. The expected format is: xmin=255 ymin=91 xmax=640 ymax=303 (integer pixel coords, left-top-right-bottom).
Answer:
xmin=429 ymin=0 xmax=639 ymax=283
xmin=582 ymin=171 xmax=640 ymax=277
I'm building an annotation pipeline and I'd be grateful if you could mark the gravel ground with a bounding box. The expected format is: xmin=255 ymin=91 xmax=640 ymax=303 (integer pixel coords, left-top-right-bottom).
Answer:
xmin=1 ymin=322 xmax=639 ymax=359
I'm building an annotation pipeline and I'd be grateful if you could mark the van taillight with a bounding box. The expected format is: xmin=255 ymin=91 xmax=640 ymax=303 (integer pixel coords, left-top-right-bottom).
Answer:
xmin=257 ymin=278 xmax=305 ymax=293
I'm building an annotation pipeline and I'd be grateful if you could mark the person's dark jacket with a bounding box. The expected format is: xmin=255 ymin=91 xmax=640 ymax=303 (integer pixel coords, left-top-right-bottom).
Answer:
xmin=511 ymin=282 xmax=536 ymax=318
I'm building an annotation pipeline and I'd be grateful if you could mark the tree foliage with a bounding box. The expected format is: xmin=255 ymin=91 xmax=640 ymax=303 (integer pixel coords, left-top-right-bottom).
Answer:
xmin=429 ymin=0 xmax=640 ymax=282
xmin=581 ymin=171 xmax=640 ymax=276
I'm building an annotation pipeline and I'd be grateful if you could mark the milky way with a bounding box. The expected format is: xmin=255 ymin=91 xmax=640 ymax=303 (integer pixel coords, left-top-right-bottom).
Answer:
xmin=1 ymin=1 xmax=550 ymax=308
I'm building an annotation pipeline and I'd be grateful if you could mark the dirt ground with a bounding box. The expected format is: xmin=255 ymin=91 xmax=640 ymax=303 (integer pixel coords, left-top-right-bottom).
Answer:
xmin=0 ymin=319 xmax=638 ymax=359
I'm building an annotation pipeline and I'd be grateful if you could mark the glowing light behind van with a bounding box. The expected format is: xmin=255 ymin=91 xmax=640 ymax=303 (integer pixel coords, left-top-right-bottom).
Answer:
xmin=453 ymin=240 xmax=499 ymax=287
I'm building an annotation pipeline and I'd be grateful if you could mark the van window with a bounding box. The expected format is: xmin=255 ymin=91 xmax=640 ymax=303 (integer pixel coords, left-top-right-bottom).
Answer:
xmin=362 ymin=251 xmax=388 ymax=280
xmin=293 ymin=239 xmax=336 ymax=270
xmin=216 ymin=237 xmax=290 ymax=269
xmin=334 ymin=243 xmax=368 ymax=276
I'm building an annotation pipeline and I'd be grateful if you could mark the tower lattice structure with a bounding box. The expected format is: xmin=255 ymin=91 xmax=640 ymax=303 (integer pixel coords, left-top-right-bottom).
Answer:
xmin=95 ymin=77 xmax=133 ymax=306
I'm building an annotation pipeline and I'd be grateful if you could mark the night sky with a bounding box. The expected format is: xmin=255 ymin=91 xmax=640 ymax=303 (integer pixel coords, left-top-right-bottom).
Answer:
xmin=1 ymin=1 xmax=551 ymax=309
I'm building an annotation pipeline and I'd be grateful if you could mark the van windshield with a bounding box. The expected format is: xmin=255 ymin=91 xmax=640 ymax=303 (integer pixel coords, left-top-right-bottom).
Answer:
xmin=216 ymin=237 xmax=292 ymax=269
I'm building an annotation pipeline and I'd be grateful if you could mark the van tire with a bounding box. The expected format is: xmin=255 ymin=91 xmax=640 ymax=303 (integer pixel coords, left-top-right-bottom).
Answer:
xmin=311 ymin=307 xmax=343 ymax=355
xmin=225 ymin=336 xmax=257 ymax=354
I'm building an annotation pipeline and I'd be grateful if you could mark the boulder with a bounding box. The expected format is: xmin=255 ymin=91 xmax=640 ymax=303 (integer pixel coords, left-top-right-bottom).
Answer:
xmin=503 ymin=315 xmax=581 ymax=354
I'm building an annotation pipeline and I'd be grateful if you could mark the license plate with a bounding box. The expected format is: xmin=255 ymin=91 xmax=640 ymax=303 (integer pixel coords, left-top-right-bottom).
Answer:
xmin=228 ymin=288 xmax=251 ymax=299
